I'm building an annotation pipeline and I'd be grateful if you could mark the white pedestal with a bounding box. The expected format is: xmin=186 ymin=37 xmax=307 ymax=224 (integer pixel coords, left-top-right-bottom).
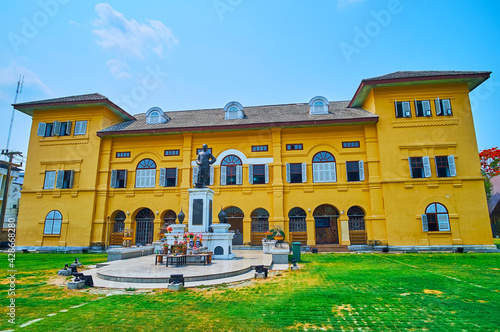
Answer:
xmin=188 ymin=188 xmax=214 ymax=233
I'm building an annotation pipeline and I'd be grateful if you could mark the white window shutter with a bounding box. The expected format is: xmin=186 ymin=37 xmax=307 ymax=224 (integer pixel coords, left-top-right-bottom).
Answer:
xmin=44 ymin=171 xmax=55 ymax=189
xmin=44 ymin=219 xmax=54 ymax=234
xmin=414 ymin=99 xmax=418 ymax=115
xmin=423 ymin=100 xmax=431 ymax=116
xmin=150 ymin=169 xmax=156 ymax=187
xmin=210 ymin=166 xmax=214 ymax=185
xmin=394 ymin=100 xmax=398 ymax=117
xmin=286 ymin=163 xmax=290 ymax=183
xmin=437 ymin=214 xmax=450 ymax=231
xmin=313 ymin=163 xmax=319 ymax=183
xmin=66 ymin=121 xmax=72 ymax=135
xmin=193 ymin=167 xmax=199 ymax=185
xmin=248 ymin=164 xmax=253 ymax=184
xmin=435 ymin=98 xmax=442 ymax=115
xmin=265 ymin=164 xmax=269 ymax=184
xmin=56 ymin=171 xmax=64 ymax=188
xmin=69 ymin=170 xmax=74 ymax=188
xmin=421 ymin=214 xmax=429 ymax=232
xmin=53 ymin=121 xmax=61 ymax=136
xmin=403 ymin=101 xmax=411 ymax=117
xmin=408 ymin=157 xmax=413 ymax=178
xmin=331 ymin=162 xmax=337 ymax=182
xmin=448 ymin=155 xmax=456 ymax=177
xmin=423 ymin=156 xmax=431 ymax=178
xmin=123 ymin=170 xmax=128 ymax=187
xmin=80 ymin=121 xmax=87 ymax=134
xmin=442 ymin=99 xmax=452 ymax=115
xmin=359 ymin=160 xmax=365 ymax=181
xmin=236 ymin=165 xmax=243 ymax=185
xmin=159 ymin=168 xmax=166 ymax=187
xmin=136 ymin=170 xmax=142 ymax=188
xmin=52 ymin=219 xmax=62 ymax=234
xmin=111 ymin=170 xmax=117 ymax=188
xmin=37 ymin=122 xmax=46 ymax=136
xmin=302 ymin=162 xmax=307 ymax=183
xmin=174 ymin=168 xmax=178 ymax=186
xmin=221 ymin=166 xmax=227 ymax=185
xmin=74 ymin=121 xmax=81 ymax=135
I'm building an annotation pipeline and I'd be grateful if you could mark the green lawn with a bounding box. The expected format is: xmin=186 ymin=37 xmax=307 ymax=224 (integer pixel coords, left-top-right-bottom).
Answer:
xmin=494 ymin=237 xmax=500 ymax=248
xmin=1 ymin=252 xmax=499 ymax=331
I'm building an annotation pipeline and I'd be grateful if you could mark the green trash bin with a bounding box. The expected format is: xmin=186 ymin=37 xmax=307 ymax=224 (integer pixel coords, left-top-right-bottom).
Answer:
xmin=292 ymin=242 xmax=302 ymax=262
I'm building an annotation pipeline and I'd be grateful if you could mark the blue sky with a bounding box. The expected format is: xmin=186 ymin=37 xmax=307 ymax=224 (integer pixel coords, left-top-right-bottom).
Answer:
xmin=1 ymin=0 xmax=500 ymax=159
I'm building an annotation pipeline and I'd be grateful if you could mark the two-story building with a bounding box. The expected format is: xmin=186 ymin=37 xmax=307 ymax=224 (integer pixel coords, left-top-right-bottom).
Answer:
xmin=14 ymin=71 xmax=495 ymax=251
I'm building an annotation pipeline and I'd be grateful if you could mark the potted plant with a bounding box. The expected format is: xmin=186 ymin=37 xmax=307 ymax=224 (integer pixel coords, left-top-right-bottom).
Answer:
xmin=270 ymin=225 xmax=285 ymax=243
xmin=122 ymin=228 xmax=133 ymax=247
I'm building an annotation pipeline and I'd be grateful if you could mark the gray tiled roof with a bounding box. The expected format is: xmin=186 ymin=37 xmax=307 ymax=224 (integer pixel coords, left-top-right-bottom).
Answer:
xmin=364 ymin=71 xmax=491 ymax=82
xmin=14 ymin=93 xmax=107 ymax=106
xmin=98 ymin=101 xmax=378 ymax=135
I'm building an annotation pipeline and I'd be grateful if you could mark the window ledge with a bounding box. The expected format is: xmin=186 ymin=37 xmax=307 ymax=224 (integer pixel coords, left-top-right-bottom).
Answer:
xmin=43 ymin=234 xmax=61 ymax=237
xmin=426 ymin=231 xmax=452 ymax=235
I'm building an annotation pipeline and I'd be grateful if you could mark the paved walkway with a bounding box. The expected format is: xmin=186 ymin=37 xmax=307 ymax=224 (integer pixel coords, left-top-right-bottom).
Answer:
xmin=85 ymin=250 xmax=288 ymax=289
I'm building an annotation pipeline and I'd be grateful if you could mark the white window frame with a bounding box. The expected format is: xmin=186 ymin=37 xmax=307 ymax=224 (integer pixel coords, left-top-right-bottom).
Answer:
xmin=43 ymin=171 xmax=56 ymax=189
xmin=74 ymin=121 xmax=87 ymax=135
xmin=135 ymin=169 xmax=156 ymax=188
xmin=44 ymin=210 xmax=62 ymax=235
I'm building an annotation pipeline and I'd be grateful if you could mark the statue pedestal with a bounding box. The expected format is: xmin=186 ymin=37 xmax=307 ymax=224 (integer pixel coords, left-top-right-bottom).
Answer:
xmin=188 ymin=188 xmax=214 ymax=233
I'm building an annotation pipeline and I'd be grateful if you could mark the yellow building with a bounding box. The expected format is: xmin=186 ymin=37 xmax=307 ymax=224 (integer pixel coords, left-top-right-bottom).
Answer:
xmin=14 ymin=71 xmax=495 ymax=251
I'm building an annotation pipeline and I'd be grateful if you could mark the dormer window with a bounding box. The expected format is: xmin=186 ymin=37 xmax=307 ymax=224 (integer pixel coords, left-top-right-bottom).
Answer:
xmin=224 ymin=101 xmax=244 ymax=120
xmin=146 ymin=107 xmax=169 ymax=124
xmin=309 ymin=96 xmax=329 ymax=114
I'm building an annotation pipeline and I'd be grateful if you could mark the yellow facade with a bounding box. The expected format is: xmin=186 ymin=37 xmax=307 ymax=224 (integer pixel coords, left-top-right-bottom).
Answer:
xmin=15 ymin=71 xmax=495 ymax=250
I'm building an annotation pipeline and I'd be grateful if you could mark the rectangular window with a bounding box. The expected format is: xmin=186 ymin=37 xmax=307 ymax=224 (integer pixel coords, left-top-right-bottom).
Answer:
xmin=395 ymin=101 xmax=411 ymax=118
xmin=116 ymin=152 xmax=131 ymax=158
xmin=56 ymin=170 xmax=74 ymax=189
xmin=435 ymin=98 xmax=452 ymax=116
xmin=415 ymin=100 xmax=432 ymax=117
xmin=74 ymin=121 xmax=87 ymax=135
xmin=43 ymin=171 xmax=56 ymax=189
xmin=251 ymin=145 xmax=268 ymax=152
xmin=45 ymin=123 xmax=54 ymax=137
xmin=164 ymin=149 xmax=180 ymax=156
xmin=435 ymin=155 xmax=456 ymax=177
xmin=111 ymin=170 xmax=127 ymax=188
xmin=165 ymin=168 xmax=177 ymax=187
xmin=286 ymin=144 xmax=303 ymax=151
xmin=196 ymin=148 xmax=212 ymax=155
xmin=59 ymin=121 xmax=71 ymax=136
xmin=346 ymin=161 xmax=360 ymax=182
xmin=289 ymin=163 xmax=303 ymax=183
xmin=409 ymin=157 xmax=431 ymax=179
xmin=342 ymin=141 xmax=360 ymax=148
xmin=251 ymin=165 xmax=266 ymax=184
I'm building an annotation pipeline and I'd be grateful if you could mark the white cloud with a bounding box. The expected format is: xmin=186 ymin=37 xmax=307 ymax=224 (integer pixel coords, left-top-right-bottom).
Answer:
xmin=92 ymin=3 xmax=178 ymax=59
xmin=106 ymin=58 xmax=131 ymax=79
xmin=69 ymin=20 xmax=80 ymax=26
xmin=0 ymin=62 xmax=53 ymax=100
xmin=338 ymin=0 xmax=365 ymax=11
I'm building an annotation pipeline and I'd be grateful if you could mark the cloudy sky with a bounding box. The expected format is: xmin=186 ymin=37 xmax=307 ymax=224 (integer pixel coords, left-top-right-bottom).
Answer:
xmin=1 ymin=0 xmax=499 ymax=160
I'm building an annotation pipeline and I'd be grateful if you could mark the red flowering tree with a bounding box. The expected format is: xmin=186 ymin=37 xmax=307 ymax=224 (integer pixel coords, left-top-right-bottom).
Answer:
xmin=479 ymin=147 xmax=500 ymax=201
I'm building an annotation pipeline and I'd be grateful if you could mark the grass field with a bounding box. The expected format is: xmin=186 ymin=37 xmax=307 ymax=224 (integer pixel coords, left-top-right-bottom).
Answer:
xmin=1 ymin=252 xmax=499 ymax=331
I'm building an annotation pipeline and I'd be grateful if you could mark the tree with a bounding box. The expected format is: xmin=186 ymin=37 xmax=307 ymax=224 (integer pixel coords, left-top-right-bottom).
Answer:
xmin=479 ymin=147 xmax=500 ymax=201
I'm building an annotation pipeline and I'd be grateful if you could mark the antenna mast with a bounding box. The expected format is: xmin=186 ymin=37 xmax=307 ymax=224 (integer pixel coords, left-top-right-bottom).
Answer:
xmin=5 ymin=75 xmax=24 ymax=151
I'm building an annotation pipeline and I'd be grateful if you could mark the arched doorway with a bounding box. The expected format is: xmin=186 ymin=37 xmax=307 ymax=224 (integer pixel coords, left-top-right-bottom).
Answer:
xmin=348 ymin=206 xmax=366 ymax=245
xmin=110 ymin=210 xmax=126 ymax=246
xmin=135 ymin=208 xmax=154 ymax=245
xmin=288 ymin=207 xmax=307 ymax=244
xmin=251 ymin=208 xmax=269 ymax=245
xmin=162 ymin=210 xmax=177 ymax=227
xmin=224 ymin=206 xmax=244 ymax=245
xmin=314 ymin=204 xmax=339 ymax=244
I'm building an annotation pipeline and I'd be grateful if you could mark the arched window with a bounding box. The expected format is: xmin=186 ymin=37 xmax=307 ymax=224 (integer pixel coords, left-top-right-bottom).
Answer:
xmin=221 ymin=155 xmax=243 ymax=185
xmin=312 ymin=151 xmax=336 ymax=183
xmin=136 ymin=158 xmax=156 ymax=188
xmin=422 ymin=203 xmax=450 ymax=232
xmin=163 ymin=210 xmax=177 ymax=226
xmin=289 ymin=207 xmax=307 ymax=232
xmin=113 ymin=211 xmax=126 ymax=232
xmin=146 ymin=107 xmax=169 ymax=124
xmin=309 ymin=96 xmax=329 ymax=114
xmin=44 ymin=210 xmax=62 ymax=235
xmin=251 ymin=208 xmax=269 ymax=232
xmin=224 ymin=101 xmax=244 ymax=120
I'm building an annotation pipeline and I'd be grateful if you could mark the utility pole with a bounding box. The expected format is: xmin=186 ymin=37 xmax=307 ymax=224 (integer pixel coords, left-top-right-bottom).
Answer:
xmin=5 ymin=75 xmax=23 ymax=151
xmin=0 ymin=150 xmax=22 ymax=226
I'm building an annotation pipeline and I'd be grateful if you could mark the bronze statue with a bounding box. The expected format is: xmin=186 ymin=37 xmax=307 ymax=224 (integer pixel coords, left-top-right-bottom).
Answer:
xmin=196 ymin=144 xmax=216 ymax=187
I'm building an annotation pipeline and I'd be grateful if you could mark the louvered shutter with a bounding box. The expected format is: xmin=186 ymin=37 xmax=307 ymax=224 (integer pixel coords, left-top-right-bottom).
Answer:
xmin=403 ymin=101 xmax=411 ymax=117
xmin=423 ymin=156 xmax=431 ymax=178
xmin=331 ymin=162 xmax=337 ymax=182
xmin=74 ymin=121 xmax=81 ymax=135
xmin=174 ymin=168 xmax=178 ymax=186
xmin=44 ymin=218 xmax=54 ymax=234
xmin=394 ymin=100 xmax=398 ymax=117
xmin=286 ymin=163 xmax=290 ymax=183
xmin=68 ymin=170 xmax=74 ymax=188
xmin=359 ymin=160 xmax=365 ymax=181
xmin=435 ymin=98 xmax=442 ymax=115
xmin=414 ymin=99 xmax=418 ymax=115
xmin=265 ymin=164 xmax=269 ymax=184
xmin=301 ymin=162 xmax=307 ymax=183
xmin=80 ymin=121 xmax=87 ymax=134
xmin=442 ymin=99 xmax=452 ymax=115
xmin=53 ymin=121 xmax=61 ymax=136
xmin=423 ymin=100 xmax=431 ymax=116
xmin=52 ymin=218 xmax=62 ymax=234
xmin=437 ymin=214 xmax=450 ymax=231
xmin=221 ymin=166 xmax=227 ymax=185
xmin=56 ymin=170 xmax=64 ymax=188
xmin=193 ymin=167 xmax=199 ymax=186
xmin=447 ymin=155 xmax=456 ymax=177
xmin=37 ymin=122 xmax=46 ymax=136
xmin=421 ymin=214 xmax=429 ymax=232
xmin=210 ymin=166 xmax=214 ymax=185
xmin=110 ymin=170 xmax=117 ymax=188
xmin=159 ymin=168 xmax=166 ymax=187
xmin=236 ymin=165 xmax=243 ymax=185
xmin=248 ymin=164 xmax=253 ymax=184
xmin=66 ymin=121 xmax=72 ymax=135
xmin=313 ymin=163 xmax=319 ymax=183
xmin=123 ymin=170 xmax=127 ymax=188
xmin=408 ymin=157 xmax=413 ymax=178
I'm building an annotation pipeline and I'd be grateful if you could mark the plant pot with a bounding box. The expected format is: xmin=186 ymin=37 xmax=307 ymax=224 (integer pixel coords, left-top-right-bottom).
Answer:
xmin=123 ymin=237 xmax=133 ymax=241
xmin=274 ymin=235 xmax=285 ymax=242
